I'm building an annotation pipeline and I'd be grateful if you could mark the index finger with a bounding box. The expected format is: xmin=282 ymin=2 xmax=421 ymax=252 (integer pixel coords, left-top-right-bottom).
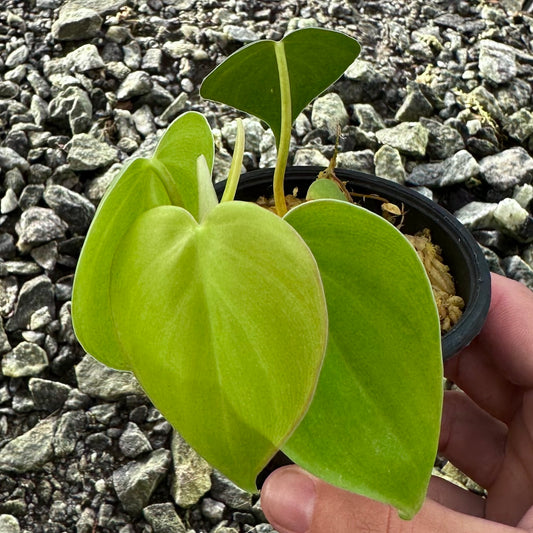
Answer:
xmin=445 ymin=273 xmax=533 ymax=422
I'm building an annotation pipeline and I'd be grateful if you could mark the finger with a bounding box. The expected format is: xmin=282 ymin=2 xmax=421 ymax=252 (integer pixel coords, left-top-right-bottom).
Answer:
xmin=427 ymin=476 xmax=485 ymax=517
xmin=439 ymin=390 xmax=507 ymax=488
xmin=445 ymin=273 xmax=533 ymax=421
xmin=260 ymin=465 xmax=520 ymax=533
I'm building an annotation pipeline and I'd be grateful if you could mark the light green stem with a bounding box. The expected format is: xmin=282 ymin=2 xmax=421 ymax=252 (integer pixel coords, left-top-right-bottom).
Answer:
xmin=273 ymin=41 xmax=292 ymax=217
xmin=221 ymin=118 xmax=245 ymax=203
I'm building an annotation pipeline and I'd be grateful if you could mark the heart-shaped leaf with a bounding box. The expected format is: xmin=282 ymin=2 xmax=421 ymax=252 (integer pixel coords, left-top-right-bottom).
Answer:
xmin=284 ymin=200 xmax=442 ymax=518
xmin=109 ymin=201 xmax=328 ymax=492
xmin=72 ymin=112 xmax=214 ymax=370
xmin=200 ymin=28 xmax=360 ymax=145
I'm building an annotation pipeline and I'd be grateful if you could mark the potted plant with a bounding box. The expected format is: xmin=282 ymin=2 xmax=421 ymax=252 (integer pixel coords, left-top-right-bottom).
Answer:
xmin=71 ymin=28 xmax=490 ymax=520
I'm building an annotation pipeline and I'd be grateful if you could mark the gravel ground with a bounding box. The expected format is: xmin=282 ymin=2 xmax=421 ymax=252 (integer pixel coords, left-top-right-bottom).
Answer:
xmin=0 ymin=0 xmax=533 ymax=531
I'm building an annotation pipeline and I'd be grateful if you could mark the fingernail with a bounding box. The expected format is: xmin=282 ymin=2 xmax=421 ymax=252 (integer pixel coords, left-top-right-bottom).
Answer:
xmin=261 ymin=467 xmax=316 ymax=533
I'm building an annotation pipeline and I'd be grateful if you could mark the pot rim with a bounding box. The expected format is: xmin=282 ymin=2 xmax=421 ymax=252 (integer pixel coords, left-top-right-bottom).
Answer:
xmin=217 ymin=166 xmax=491 ymax=360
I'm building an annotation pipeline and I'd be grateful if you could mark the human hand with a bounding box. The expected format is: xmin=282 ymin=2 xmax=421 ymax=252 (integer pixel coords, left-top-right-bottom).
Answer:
xmin=261 ymin=273 xmax=533 ymax=532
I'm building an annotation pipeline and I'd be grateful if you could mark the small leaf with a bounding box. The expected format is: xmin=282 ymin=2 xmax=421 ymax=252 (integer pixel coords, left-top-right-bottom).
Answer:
xmin=284 ymin=200 xmax=442 ymax=518
xmin=200 ymin=28 xmax=360 ymax=145
xmin=110 ymin=202 xmax=328 ymax=492
xmin=72 ymin=112 xmax=214 ymax=370
xmin=306 ymin=178 xmax=349 ymax=202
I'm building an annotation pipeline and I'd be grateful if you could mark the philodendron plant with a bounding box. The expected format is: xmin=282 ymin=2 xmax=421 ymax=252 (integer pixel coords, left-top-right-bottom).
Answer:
xmin=72 ymin=28 xmax=442 ymax=519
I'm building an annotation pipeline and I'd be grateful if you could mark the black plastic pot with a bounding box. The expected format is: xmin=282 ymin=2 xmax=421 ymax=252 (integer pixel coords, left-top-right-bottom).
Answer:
xmin=216 ymin=166 xmax=491 ymax=361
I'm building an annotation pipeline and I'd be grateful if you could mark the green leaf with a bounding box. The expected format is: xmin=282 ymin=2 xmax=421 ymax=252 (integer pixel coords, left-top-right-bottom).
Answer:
xmin=306 ymin=178 xmax=349 ymax=202
xmin=153 ymin=111 xmax=215 ymax=221
xmin=284 ymin=200 xmax=442 ymax=519
xmin=200 ymin=28 xmax=360 ymax=145
xmin=72 ymin=111 xmax=214 ymax=370
xmin=109 ymin=202 xmax=328 ymax=492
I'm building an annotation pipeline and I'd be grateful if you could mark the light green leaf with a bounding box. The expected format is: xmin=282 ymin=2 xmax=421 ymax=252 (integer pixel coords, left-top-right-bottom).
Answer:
xmin=284 ymin=200 xmax=442 ymax=519
xmin=72 ymin=111 xmax=214 ymax=370
xmin=306 ymin=178 xmax=349 ymax=202
xmin=200 ymin=28 xmax=360 ymax=145
xmin=153 ymin=111 xmax=215 ymax=220
xmin=109 ymin=202 xmax=328 ymax=492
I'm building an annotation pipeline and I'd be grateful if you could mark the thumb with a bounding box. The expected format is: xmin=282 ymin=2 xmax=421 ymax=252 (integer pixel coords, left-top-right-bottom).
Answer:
xmin=260 ymin=465 xmax=520 ymax=533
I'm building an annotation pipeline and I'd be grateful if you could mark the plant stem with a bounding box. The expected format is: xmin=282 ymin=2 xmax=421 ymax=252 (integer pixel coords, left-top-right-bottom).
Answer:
xmin=221 ymin=118 xmax=245 ymax=203
xmin=273 ymin=41 xmax=291 ymax=217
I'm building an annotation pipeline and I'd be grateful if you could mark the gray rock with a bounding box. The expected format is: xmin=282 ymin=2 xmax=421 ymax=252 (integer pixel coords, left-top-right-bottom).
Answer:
xmin=0 ymin=276 xmax=18 ymax=318
xmin=30 ymin=94 xmax=49 ymax=126
xmin=311 ymin=93 xmax=349 ymax=139
xmin=0 ymin=515 xmax=20 ymax=533
xmin=123 ymin=41 xmax=143 ymax=70
xmin=28 ymin=378 xmax=72 ymax=411
xmin=75 ymin=354 xmax=145 ymax=400
xmin=2 ymin=341 xmax=49 ymax=377
xmin=5 ymin=45 xmax=29 ymax=68
xmin=408 ymin=150 xmax=479 ymax=188
xmin=0 ymin=147 xmax=30 ymax=172
xmin=480 ymin=147 xmax=533 ymax=192
xmin=119 ymin=422 xmax=153 ymax=458
xmin=336 ymin=150 xmax=375 ymax=175
xmin=502 ymin=256 xmax=533 ymax=290
xmin=420 ymin=118 xmax=465 ymax=160
xmin=51 ymin=6 xmax=102 ymax=41
xmin=116 ymin=71 xmax=153 ymax=101
xmin=376 ymin=122 xmax=429 ymax=157
xmin=1 ymin=189 xmax=18 ymax=215
xmin=374 ymin=145 xmax=406 ymax=183
xmin=248 ymin=525 xmax=276 ymax=533
xmin=27 ymin=69 xmax=51 ymax=99
xmin=201 ymin=497 xmax=226 ymax=523
xmin=493 ymin=198 xmax=533 ymax=242
xmin=339 ymin=59 xmax=386 ymax=103
xmin=454 ymin=201 xmax=497 ymax=230
xmin=142 ymin=503 xmax=187 ymax=533
xmin=0 ymin=81 xmax=20 ymax=99
xmin=106 ymin=61 xmax=131 ymax=81
xmin=66 ymin=134 xmax=118 ymax=171
xmin=5 ymin=275 xmax=55 ymax=332
xmin=132 ymin=105 xmax=157 ymax=138
xmin=49 ymin=86 xmax=93 ymax=134
xmin=293 ymin=148 xmax=330 ymax=167
xmin=513 ymin=184 xmax=533 ymax=209
xmin=479 ymin=39 xmax=517 ymax=85
xmin=106 ymin=25 xmax=131 ymax=44
xmin=0 ymin=320 xmax=11 ymax=355
xmin=43 ymin=185 xmax=95 ymax=234
xmin=479 ymin=245 xmax=505 ymax=276
xmin=170 ymin=431 xmax=212 ymax=508
xmin=395 ymin=83 xmax=433 ymax=122
xmin=0 ymin=416 xmax=57 ymax=473
xmin=75 ymin=508 xmax=96 ymax=533
xmin=113 ymin=448 xmax=172 ymax=515
xmin=141 ymin=48 xmax=163 ymax=73
xmin=504 ymin=109 xmax=533 ymax=143
xmin=210 ymin=470 xmax=252 ymax=511
xmin=65 ymin=44 xmax=105 ymax=72
xmin=29 ymin=305 xmax=53 ymax=330
xmin=352 ymin=103 xmax=385 ymax=132
xmin=19 ymin=184 xmax=45 ymax=210
xmin=30 ymin=242 xmax=58 ymax=272
xmin=224 ymin=24 xmax=259 ymax=43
